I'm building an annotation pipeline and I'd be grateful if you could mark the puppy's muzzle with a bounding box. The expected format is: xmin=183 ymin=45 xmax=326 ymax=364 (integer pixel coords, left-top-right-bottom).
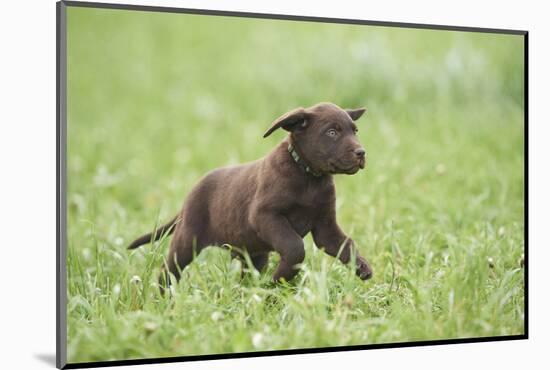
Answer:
xmin=354 ymin=148 xmax=366 ymax=169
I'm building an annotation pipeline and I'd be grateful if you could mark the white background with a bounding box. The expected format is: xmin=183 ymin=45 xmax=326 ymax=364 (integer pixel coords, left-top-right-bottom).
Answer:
xmin=0 ymin=0 xmax=547 ymax=369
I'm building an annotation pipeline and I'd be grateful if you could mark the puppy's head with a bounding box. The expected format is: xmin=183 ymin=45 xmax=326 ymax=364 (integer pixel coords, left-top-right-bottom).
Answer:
xmin=263 ymin=102 xmax=367 ymax=175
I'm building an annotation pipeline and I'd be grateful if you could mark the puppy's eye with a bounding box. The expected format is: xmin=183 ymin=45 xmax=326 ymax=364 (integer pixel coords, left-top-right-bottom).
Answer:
xmin=326 ymin=129 xmax=338 ymax=137
xmin=354 ymin=128 xmax=359 ymax=134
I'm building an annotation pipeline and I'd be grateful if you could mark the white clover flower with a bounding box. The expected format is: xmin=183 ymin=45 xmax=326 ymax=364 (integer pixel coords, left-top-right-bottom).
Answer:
xmin=130 ymin=275 xmax=142 ymax=284
xmin=144 ymin=321 xmax=158 ymax=333
xmin=211 ymin=311 xmax=224 ymax=322
xmin=82 ymin=248 xmax=91 ymax=261
xmin=252 ymin=333 xmax=264 ymax=349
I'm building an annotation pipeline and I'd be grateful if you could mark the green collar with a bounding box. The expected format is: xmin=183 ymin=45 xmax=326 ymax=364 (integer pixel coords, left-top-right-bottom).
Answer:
xmin=287 ymin=142 xmax=322 ymax=177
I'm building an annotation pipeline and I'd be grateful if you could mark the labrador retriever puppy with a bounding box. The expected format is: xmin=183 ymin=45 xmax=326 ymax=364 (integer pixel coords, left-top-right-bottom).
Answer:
xmin=128 ymin=102 xmax=373 ymax=289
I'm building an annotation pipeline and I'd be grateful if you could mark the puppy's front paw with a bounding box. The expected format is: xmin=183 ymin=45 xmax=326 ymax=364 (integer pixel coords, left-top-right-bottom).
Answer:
xmin=356 ymin=257 xmax=373 ymax=280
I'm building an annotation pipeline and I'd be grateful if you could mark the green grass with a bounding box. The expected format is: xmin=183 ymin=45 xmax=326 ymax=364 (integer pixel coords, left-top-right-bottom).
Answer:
xmin=66 ymin=7 xmax=525 ymax=363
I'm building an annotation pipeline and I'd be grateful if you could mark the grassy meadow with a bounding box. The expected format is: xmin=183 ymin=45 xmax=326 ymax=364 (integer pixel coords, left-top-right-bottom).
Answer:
xmin=66 ymin=7 xmax=525 ymax=363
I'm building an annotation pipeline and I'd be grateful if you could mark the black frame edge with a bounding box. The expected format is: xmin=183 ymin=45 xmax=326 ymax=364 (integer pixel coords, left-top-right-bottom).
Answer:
xmin=57 ymin=1 xmax=68 ymax=369
xmin=64 ymin=335 xmax=527 ymax=369
xmin=523 ymin=32 xmax=529 ymax=338
xmin=62 ymin=0 xmax=527 ymax=35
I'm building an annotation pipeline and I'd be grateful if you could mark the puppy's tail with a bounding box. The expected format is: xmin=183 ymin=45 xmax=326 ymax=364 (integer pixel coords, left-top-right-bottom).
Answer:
xmin=127 ymin=216 xmax=179 ymax=250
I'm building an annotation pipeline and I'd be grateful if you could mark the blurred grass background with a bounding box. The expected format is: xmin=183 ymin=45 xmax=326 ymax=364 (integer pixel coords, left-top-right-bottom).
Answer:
xmin=66 ymin=6 xmax=525 ymax=363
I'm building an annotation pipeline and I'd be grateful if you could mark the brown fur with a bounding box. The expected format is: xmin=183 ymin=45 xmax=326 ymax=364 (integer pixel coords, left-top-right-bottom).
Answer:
xmin=128 ymin=102 xmax=373 ymax=289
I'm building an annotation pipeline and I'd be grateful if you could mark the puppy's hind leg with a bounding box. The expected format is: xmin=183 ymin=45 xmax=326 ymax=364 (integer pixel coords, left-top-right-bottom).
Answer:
xmin=158 ymin=229 xmax=205 ymax=294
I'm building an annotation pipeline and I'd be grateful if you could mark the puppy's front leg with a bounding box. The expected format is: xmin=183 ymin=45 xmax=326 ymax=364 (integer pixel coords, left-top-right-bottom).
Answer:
xmin=312 ymin=214 xmax=373 ymax=280
xmin=251 ymin=210 xmax=305 ymax=282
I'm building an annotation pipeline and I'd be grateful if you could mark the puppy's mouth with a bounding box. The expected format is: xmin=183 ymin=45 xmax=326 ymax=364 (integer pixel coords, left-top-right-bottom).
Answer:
xmin=331 ymin=160 xmax=365 ymax=175
xmin=342 ymin=165 xmax=361 ymax=175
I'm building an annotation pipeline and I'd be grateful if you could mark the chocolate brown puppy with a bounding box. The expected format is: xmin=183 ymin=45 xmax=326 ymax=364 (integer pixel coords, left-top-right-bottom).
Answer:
xmin=128 ymin=102 xmax=373 ymax=289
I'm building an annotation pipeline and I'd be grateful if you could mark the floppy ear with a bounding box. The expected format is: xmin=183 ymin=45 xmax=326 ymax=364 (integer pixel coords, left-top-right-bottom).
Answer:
xmin=263 ymin=107 xmax=307 ymax=138
xmin=346 ymin=108 xmax=367 ymax=121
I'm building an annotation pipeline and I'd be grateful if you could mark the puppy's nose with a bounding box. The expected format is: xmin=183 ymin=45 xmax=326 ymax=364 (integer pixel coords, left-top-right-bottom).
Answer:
xmin=354 ymin=148 xmax=366 ymax=158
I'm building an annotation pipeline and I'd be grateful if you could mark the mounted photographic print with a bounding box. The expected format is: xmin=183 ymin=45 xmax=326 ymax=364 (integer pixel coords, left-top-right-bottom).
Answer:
xmin=57 ymin=1 xmax=527 ymax=368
